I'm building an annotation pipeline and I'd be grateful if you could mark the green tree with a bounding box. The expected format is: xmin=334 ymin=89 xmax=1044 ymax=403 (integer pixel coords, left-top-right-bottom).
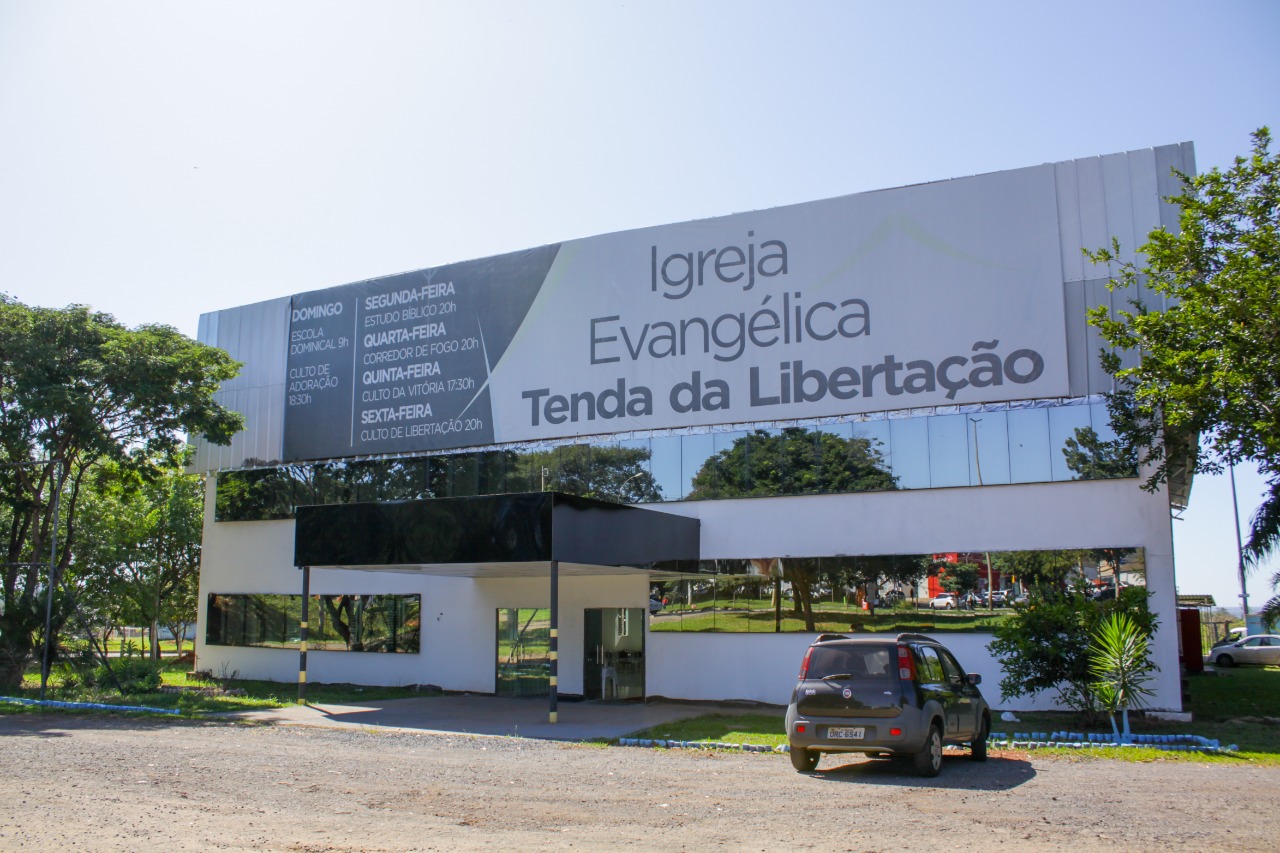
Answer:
xmin=988 ymin=586 xmax=1156 ymax=716
xmin=0 ymin=297 xmax=241 ymax=687
xmin=1085 ymin=128 xmax=1280 ymax=567
xmin=72 ymin=461 xmax=205 ymax=660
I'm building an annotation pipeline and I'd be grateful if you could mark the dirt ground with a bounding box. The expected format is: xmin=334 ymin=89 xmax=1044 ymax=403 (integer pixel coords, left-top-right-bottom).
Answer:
xmin=1 ymin=714 xmax=1277 ymax=852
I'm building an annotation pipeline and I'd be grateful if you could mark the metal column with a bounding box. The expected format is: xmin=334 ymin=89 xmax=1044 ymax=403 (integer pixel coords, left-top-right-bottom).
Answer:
xmin=549 ymin=559 xmax=558 ymax=724
xmin=298 ymin=565 xmax=310 ymax=704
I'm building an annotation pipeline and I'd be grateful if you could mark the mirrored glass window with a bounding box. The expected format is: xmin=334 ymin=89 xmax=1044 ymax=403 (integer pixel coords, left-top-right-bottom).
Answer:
xmin=927 ymin=413 xmax=970 ymax=488
xmin=1007 ymin=408 xmax=1052 ymax=484
xmin=967 ymin=412 xmax=1011 ymax=486
xmin=888 ymin=416 xmax=929 ymax=489
xmin=1049 ymin=405 xmax=1093 ymax=481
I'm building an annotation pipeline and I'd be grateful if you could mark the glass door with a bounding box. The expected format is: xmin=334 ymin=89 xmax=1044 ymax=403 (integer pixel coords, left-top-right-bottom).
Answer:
xmin=496 ymin=608 xmax=551 ymax=697
xmin=583 ymin=608 xmax=645 ymax=701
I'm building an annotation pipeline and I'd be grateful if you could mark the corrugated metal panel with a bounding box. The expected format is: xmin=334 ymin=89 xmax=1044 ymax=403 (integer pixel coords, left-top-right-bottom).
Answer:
xmin=1085 ymin=277 xmax=1117 ymax=395
xmin=1057 ymin=142 xmax=1195 ymax=395
xmin=1055 ymin=159 xmax=1086 ymax=283
xmin=189 ymin=298 xmax=289 ymax=472
xmin=1063 ymin=280 xmax=1089 ymax=397
xmin=1075 ymin=156 xmax=1111 ymax=271
xmin=1101 ymin=152 xmax=1138 ymax=260
xmin=1127 ymin=149 xmax=1161 ymax=253
xmin=1058 ymin=142 xmax=1194 ymax=282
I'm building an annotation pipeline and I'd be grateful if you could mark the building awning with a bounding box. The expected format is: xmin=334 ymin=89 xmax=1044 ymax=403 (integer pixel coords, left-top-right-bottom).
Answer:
xmin=293 ymin=492 xmax=701 ymax=578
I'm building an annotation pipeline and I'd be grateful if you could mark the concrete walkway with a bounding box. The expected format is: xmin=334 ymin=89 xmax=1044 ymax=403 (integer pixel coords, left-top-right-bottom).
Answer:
xmin=218 ymin=695 xmax=752 ymax=742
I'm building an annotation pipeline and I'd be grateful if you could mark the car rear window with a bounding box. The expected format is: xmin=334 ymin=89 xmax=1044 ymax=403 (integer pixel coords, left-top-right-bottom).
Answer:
xmin=806 ymin=645 xmax=893 ymax=680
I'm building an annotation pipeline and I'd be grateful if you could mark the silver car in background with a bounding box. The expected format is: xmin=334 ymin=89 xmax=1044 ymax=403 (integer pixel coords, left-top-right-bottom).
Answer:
xmin=1206 ymin=634 xmax=1280 ymax=667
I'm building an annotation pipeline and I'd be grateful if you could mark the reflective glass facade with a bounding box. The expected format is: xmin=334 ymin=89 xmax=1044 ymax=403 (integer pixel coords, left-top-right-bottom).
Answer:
xmin=216 ymin=397 xmax=1132 ymax=521
xmin=647 ymin=547 xmax=1143 ymax=633
xmin=206 ymin=593 xmax=420 ymax=652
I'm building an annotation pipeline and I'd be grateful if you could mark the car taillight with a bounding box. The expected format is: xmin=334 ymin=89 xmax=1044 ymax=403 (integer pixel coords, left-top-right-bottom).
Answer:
xmin=897 ymin=644 xmax=916 ymax=681
xmin=798 ymin=646 xmax=815 ymax=680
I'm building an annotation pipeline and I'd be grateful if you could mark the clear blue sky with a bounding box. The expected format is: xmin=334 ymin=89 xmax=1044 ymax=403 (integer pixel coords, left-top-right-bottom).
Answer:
xmin=1 ymin=1 xmax=1276 ymax=609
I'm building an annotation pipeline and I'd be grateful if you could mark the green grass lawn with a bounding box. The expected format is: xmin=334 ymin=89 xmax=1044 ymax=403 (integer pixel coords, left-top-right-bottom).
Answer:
xmin=623 ymin=665 xmax=1280 ymax=764
xmin=1 ymin=661 xmax=432 ymax=716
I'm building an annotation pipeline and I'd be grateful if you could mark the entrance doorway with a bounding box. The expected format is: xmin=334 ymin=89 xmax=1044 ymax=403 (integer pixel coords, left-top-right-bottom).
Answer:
xmin=496 ymin=608 xmax=550 ymax=697
xmin=583 ymin=608 xmax=645 ymax=701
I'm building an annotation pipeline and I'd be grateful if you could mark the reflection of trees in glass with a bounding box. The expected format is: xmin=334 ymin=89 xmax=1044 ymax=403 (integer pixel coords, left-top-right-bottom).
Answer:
xmin=685 ymin=429 xmax=897 ymax=629
xmin=516 ymin=444 xmax=661 ymax=503
xmin=687 ymin=428 xmax=897 ymax=499
xmin=940 ymin=563 xmax=981 ymax=596
xmin=1063 ymin=425 xmax=1138 ymax=481
xmin=990 ymin=550 xmax=1078 ymax=592
xmin=216 ymin=443 xmax=661 ymax=520
xmin=206 ymin=593 xmax=418 ymax=652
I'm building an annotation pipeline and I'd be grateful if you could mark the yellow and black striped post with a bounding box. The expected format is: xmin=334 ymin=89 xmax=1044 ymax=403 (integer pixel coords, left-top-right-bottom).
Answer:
xmin=549 ymin=559 xmax=558 ymax=724
xmin=298 ymin=565 xmax=310 ymax=704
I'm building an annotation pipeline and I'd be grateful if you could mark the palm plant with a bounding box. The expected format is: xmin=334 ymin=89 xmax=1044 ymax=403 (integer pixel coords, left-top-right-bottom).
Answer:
xmin=1088 ymin=612 xmax=1156 ymax=742
xmin=1246 ymin=482 xmax=1280 ymax=631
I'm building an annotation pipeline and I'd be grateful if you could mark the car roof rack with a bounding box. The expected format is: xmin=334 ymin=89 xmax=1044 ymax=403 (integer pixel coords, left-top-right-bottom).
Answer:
xmin=895 ymin=632 xmax=937 ymax=644
xmin=813 ymin=633 xmax=850 ymax=643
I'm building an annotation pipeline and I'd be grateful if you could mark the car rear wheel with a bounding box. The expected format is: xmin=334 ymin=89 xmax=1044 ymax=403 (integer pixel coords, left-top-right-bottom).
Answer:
xmin=970 ymin=716 xmax=989 ymax=762
xmin=790 ymin=745 xmax=819 ymax=772
xmin=912 ymin=724 xmax=943 ymax=777
xmin=1214 ymin=653 xmax=1234 ymax=668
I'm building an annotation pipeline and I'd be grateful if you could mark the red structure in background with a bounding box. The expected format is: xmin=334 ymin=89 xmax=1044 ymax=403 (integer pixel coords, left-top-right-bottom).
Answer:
xmin=1178 ymin=608 xmax=1205 ymax=673
xmin=926 ymin=552 xmax=1004 ymax=599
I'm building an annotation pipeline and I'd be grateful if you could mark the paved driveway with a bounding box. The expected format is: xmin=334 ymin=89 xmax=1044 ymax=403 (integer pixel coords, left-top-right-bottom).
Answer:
xmin=220 ymin=694 xmax=759 ymax=741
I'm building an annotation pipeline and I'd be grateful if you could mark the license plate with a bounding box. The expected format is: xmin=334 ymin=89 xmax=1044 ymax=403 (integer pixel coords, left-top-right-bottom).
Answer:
xmin=828 ymin=726 xmax=865 ymax=740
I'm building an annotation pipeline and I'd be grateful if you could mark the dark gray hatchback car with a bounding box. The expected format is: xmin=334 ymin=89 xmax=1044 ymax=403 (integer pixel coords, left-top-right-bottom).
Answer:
xmin=785 ymin=633 xmax=991 ymax=776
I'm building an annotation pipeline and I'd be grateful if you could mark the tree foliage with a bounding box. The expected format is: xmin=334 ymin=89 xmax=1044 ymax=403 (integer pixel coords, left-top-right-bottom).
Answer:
xmin=988 ymin=586 xmax=1156 ymax=716
xmin=72 ymin=460 xmax=205 ymax=659
xmin=0 ymin=296 xmax=242 ymax=686
xmin=1085 ymin=128 xmax=1280 ymax=566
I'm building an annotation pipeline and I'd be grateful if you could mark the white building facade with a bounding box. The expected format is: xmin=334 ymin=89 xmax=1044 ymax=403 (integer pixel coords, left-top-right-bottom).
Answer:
xmin=191 ymin=142 xmax=1195 ymax=711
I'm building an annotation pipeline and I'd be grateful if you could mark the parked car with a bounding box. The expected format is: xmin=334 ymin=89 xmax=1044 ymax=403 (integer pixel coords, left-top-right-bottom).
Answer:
xmin=928 ymin=593 xmax=958 ymax=610
xmin=649 ymin=597 xmax=664 ymax=615
xmin=785 ymin=632 xmax=991 ymax=777
xmin=1205 ymin=634 xmax=1280 ymax=667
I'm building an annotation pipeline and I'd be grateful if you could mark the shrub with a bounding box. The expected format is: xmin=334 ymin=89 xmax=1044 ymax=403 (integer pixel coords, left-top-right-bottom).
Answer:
xmin=987 ymin=585 xmax=1156 ymax=718
xmin=94 ymin=644 xmax=162 ymax=695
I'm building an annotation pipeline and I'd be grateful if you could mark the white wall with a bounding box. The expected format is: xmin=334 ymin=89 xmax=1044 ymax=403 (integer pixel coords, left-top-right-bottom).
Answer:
xmin=653 ymin=476 xmax=1182 ymax=711
xmin=197 ymin=474 xmax=1182 ymax=710
xmin=646 ymin=630 xmax=1066 ymax=712
xmin=195 ymin=479 xmax=652 ymax=692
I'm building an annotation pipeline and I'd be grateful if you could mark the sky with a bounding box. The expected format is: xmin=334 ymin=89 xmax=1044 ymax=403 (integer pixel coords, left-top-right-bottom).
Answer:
xmin=0 ymin=1 xmax=1276 ymax=609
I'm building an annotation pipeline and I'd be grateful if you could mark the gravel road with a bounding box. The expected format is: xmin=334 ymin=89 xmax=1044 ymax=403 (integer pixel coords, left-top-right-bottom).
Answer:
xmin=1 ymin=714 xmax=1276 ymax=852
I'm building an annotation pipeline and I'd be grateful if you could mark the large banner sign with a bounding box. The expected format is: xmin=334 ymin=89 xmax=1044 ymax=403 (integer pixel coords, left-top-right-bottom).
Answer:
xmin=284 ymin=164 xmax=1068 ymax=461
